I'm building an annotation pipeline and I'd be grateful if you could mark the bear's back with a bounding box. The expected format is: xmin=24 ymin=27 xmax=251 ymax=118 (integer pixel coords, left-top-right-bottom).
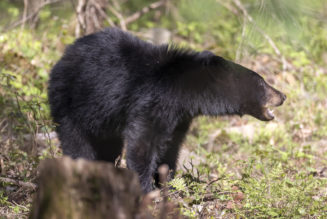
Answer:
xmin=48 ymin=28 xmax=151 ymax=133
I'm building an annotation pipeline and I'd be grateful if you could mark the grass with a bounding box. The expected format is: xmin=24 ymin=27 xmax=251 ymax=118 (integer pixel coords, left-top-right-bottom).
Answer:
xmin=173 ymin=115 xmax=327 ymax=217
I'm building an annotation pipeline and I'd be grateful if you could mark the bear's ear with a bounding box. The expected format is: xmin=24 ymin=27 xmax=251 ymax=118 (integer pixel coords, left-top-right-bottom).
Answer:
xmin=198 ymin=50 xmax=215 ymax=58
xmin=197 ymin=50 xmax=216 ymax=66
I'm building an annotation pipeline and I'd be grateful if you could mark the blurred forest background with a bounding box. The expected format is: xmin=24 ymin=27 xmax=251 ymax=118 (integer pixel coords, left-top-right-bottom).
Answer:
xmin=0 ymin=0 xmax=327 ymax=218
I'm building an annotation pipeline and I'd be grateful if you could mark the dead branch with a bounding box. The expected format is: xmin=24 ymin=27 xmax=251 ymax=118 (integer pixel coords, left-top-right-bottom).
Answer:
xmin=205 ymin=177 xmax=223 ymax=188
xmin=233 ymin=0 xmax=281 ymax=55
xmin=75 ymin=0 xmax=87 ymax=36
xmin=215 ymin=0 xmax=238 ymax=15
xmin=75 ymin=0 xmax=111 ymax=37
xmin=74 ymin=0 xmax=167 ymax=33
xmin=158 ymin=165 xmax=169 ymax=219
xmin=0 ymin=177 xmax=37 ymax=190
xmin=111 ymin=0 xmax=121 ymax=12
xmin=21 ymin=0 xmax=28 ymax=30
xmin=90 ymin=5 xmax=102 ymax=30
xmin=235 ymin=16 xmax=247 ymax=62
xmin=70 ymin=0 xmax=85 ymax=37
xmin=125 ymin=0 xmax=167 ymax=25
xmin=107 ymin=3 xmax=127 ymax=30
xmin=91 ymin=0 xmax=115 ymax=27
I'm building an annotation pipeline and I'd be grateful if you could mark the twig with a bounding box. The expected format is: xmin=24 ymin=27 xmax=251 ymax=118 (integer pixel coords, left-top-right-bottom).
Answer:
xmin=90 ymin=6 xmax=102 ymax=30
xmin=70 ymin=0 xmax=85 ymax=36
xmin=14 ymin=93 xmax=37 ymax=152
xmin=5 ymin=0 xmax=62 ymax=31
xmin=0 ymin=177 xmax=37 ymax=190
xmin=111 ymin=0 xmax=122 ymax=12
xmin=158 ymin=165 xmax=169 ymax=219
xmin=235 ymin=16 xmax=247 ymax=62
xmin=35 ymin=102 xmax=55 ymax=157
xmin=0 ymin=119 xmax=8 ymax=133
xmin=125 ymin=0 xmax=167 ymax=24
xmin=107 ymin=3 xmax=127 ymax=30
xmin=12 ymin=200 xmax=29 ymax=211
xmin=232 ymin=0 xmax=280 ymax=55
xmin=114 ymin=155 xmax=121 ymax=167
xmin=232 ymin=0 xmax=289 ymax=70
xmin=21 ymin=0 xmax=28 ymax=30
xmin=75 ymin=0 xmax=86 ymax=37
xmin=91 ymin=0 xmax=116 ymax=27
xmin=215 ymin=0 xmax=238 ymax=15
xmin=205 ymin=177 xmax=223 ymax=188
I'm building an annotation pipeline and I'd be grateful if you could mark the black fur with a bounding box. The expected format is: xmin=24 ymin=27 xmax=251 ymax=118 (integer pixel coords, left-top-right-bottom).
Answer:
xmin=48 ymin=28 xmax=285 ymax=192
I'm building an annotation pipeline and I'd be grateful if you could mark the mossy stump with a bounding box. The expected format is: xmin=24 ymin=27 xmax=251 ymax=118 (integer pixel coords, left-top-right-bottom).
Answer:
xmin=29 ymin=156 xmax=142 ymax=219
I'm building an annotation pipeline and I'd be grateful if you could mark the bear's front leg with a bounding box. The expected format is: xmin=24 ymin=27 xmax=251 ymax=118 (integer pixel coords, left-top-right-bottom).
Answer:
xmin=125 ymin=141 xmax=158 ymax=193
xmin=154 ymin=119 xmax=192 ymax=187
xmin=124 ymin=119 xmax=165 ymax=193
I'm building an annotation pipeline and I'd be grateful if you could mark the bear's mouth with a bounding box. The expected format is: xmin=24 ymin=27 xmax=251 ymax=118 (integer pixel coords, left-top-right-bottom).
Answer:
xmin=261 ymin=89 xmax=286 ymax=121
xmin=262 ymin=107 xmax=275 ymax=121
xmin=241 ymin=105 xmax=276 ymax=121
xmin=261 ymin=92 xmax=286 ymax=121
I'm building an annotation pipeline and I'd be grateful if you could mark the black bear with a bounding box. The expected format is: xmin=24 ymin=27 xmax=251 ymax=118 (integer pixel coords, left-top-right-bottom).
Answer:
xmin=48 ymin=28 xmax=286 ymax=193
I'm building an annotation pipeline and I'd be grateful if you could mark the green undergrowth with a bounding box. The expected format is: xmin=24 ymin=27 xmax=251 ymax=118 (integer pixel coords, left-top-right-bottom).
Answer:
xmin=0 ymin=27 xmax=73 ymax=147
xmin=172 ymin=117 xmax=327 ymax=217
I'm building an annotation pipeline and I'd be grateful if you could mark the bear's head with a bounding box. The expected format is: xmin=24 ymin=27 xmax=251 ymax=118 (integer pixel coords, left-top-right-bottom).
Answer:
xmin=163 ymin=50 xmax=286 ymax=121
xmin=207 ymin=56 xmax=286 ymax=121
xmin=180 ymin=53 xmax=286 ymax=121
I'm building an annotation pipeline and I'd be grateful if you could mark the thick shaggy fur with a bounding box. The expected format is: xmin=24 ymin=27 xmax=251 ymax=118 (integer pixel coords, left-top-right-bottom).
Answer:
xmin=48 ymin=28 xmax=285 ymax=192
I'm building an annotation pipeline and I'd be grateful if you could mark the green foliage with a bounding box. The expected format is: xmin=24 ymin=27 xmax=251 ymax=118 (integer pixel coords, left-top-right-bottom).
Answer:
xmin=0 ymin=1 xmax=21 ymax=29
xmin=177 ymin=123 xmax=327 ymax=217
xmin=237 ymin=161 xmax=327 ymax=217
xmin=169 ymin=177 xmax=187 ymax=192
xmin=178 ymin=0 xmax=221 ymax=23
xmin=0 ymin=30 xmax=57 ymax=138
xmin=0 ymin=191 xmax=9 ymax=206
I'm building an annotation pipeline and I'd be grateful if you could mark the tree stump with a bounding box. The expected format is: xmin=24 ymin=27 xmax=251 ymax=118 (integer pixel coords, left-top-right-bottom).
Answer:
xmin=29 ymin=156 xmax=142 ymax=219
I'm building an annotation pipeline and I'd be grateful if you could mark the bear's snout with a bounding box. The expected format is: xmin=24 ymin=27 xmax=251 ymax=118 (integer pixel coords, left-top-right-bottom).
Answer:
xmin=265 ymin=85 xmax=286 ymax=107
xmin=257 ymin=84 xmax=286 ymax=121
